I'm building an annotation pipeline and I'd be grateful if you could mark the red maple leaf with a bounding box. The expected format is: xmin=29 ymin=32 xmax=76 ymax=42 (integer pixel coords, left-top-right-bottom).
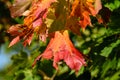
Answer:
xmin=32 ymin=30 xmax=86 ymax=72
xmin=96 ymin=6 xmax=111 ymax=25
xmin=8 ymin=0 xmax=56 ymax=47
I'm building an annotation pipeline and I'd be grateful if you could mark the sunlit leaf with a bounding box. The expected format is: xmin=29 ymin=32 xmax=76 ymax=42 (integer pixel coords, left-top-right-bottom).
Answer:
xmin=8 ymin=0 xmax=56 ymax=46
xmin=9 ymin=0 xmax=32 ymax=18
xmin=9 ymin=36 xmax=20 ymax=47
xmin=100 ymin=39 xmax=120 ymax=57
xmin=67 ymin=0 xmax=96 ymax=33
xmin=33 ymin=30 xmax=86 ymax=72
xmin=95 ymin=0 xmax=102 ymax=14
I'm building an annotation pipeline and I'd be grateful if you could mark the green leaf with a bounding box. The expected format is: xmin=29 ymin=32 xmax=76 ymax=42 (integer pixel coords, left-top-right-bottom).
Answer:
xmin=109 ymin=70 xmax=120 ymax=80
xmin=105 ymin=0 xmax=120 ymax=11
xmin=101 ymin=57 xmax=117 ymax=78
xmin=23 ymin=69 xmax=33 ymax=80
xmin=100 ymin=39 xmax=120 ymax=57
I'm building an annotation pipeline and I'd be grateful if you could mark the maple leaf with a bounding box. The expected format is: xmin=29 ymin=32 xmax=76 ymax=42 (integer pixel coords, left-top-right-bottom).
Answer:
xmin=32 ymin=30 xmax=86 ymax=72
xmin=96 ymin=6 xmax=111 ymax=25
xmin=8 ymin=0 xmax=56 ymax=46
xmin=9 ymin=36 xmax=20 ymax=47
xmin=66 ymin=0 xmax=98 ymax=34
xmin=7 ymin=24 xmax=33 ymax=47
xmin=7 ymin=24 xmax=23 ymax=36
xmin=94 ymin=0 xmax=111 ymax=25
xmin=66 ymin=17 xmax=81 ymax=35
xmin=95 ymin=0 xmax=102 ymax=14
xmin=9 ymin=0 xmax=32 ymax=18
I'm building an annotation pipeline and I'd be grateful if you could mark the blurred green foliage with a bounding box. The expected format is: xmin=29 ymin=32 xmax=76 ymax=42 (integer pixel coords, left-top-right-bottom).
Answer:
xmin=0 ymin=0 xmax=120 ymax=80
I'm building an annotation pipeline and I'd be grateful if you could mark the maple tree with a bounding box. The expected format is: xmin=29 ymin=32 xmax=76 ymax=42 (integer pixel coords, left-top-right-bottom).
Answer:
xmin=1 ymin=0 xmax=120 ymax=80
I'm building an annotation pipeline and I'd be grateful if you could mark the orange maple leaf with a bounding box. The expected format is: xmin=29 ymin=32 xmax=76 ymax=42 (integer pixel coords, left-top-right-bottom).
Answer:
xmin=66 ymin=0 xmax=97 ymax=34
xmin=32 ymin=30 xmax=86 ymax=72
xmin=8 ymin=0 xmax=56 ymax=47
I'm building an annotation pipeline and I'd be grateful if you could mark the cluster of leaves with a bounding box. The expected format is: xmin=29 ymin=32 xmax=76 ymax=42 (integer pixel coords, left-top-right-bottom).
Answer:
xmin=8 ymin=0 xmax=101 ymax=73
xmin=0 ymin=0 xmax=120 ymax=80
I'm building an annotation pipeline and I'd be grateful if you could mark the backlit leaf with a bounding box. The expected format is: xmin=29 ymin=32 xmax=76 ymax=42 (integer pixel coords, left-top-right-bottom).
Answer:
xmin=33 ymin=30 xmax=86 ymax=72
xmin=67 ymin=0 xmax=96 ymax=33
xmin=9 ymin=0 xmax=32 ymax=18
xmin=95 ymin=0 xmax=102 ymax=14
xmin=8 ymin=0 xmax=56 ymax=46
xmin=100 ymin=39 xmax=120 ymax=57
xmin=9 ymin=36 xmax=20 ymax=47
